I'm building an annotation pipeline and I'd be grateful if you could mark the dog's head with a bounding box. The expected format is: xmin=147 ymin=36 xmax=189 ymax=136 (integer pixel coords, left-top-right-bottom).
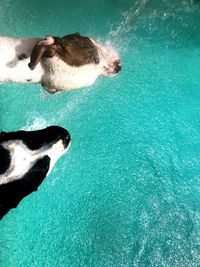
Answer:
xmin=60 ymin=34 xmax=122 ymax=77
xmin=0 ymin=126 xmax=70 ymax=219
xmin=29 ymin=33 xmax=122 ymax=77
xmin=91 ymin=39 xmax=122 ymax=77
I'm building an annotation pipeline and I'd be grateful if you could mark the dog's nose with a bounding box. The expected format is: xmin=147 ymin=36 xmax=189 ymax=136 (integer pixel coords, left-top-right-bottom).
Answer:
xmin=62 ymin=133 xmax=71 ymax=149
xmin=114 ymin=60 xmax=122 ymax=73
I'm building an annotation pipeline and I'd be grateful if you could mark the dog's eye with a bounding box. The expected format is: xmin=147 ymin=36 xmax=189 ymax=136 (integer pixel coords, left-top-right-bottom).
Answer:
xmin=94 ymin=57 xmax=100 ymax=64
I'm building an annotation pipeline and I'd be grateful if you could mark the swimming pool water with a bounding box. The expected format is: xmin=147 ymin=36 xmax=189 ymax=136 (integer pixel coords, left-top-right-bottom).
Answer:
xmin=0 ymin=0 xmax=200 ymax=266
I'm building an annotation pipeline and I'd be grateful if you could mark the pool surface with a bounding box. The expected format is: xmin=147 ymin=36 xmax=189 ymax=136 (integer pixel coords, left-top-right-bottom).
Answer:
xmin=0 ymin=0 xmax=200 ymax=266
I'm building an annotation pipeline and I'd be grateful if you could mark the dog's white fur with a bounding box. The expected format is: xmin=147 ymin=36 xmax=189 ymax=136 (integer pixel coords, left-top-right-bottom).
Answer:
xmin=0 ymin=36 xmax=121 ymax=93
xmin=0 ymin=138 xmax=69 ymax=185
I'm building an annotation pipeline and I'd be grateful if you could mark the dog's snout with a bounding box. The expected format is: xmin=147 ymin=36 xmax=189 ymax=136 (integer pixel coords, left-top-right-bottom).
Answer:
xmin=62 ymin=133 xmax=71 ymax=149
xmin=114 ymin=60 xmax=122 ymax=73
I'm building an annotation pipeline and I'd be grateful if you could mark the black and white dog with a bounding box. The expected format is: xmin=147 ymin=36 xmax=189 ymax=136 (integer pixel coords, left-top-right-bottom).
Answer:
xmin=0 ymin=33 xmax=121 ymax=93
xmin=0 ymin=126 xmax=70 ymax=220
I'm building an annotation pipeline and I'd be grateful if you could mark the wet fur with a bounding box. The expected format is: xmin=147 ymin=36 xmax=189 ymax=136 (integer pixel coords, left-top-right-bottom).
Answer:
xmin=28 ymin=33 xmax=100 ymax=70
xmin=0 ymin=34 xmax=121 ymax=93
xmin=0 ymin=126 xmax=70 ymax=219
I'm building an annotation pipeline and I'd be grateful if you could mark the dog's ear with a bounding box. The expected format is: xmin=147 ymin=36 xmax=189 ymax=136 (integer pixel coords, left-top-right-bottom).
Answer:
xmin=28 ymin=38 xmax=56 ymax=70
xmin=28 ymin=42 xmax=47 ymax=70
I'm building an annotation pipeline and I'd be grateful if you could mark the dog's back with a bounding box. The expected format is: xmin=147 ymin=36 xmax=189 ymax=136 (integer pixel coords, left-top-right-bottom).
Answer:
xmin=0 ymin=36 xmax=44 ymax=83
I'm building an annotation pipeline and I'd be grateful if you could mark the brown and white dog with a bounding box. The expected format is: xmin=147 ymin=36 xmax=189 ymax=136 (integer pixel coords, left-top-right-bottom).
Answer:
xmin=0 ymin=33 xmax=121 ymax=93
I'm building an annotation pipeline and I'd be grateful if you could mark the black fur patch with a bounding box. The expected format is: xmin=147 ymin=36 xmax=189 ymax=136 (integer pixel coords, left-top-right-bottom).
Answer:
xmin=0 ymin=156 xmax=50 ymax=220
xmin=0 ymin=145 xmax=11 ymax=175
xmin=0 ymin=126 xmax=70 ymax=150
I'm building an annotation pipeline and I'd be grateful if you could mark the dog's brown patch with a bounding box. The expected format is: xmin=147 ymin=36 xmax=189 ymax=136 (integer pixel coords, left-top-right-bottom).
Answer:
xmin=28 ymin=33 xmax=100 ymax=70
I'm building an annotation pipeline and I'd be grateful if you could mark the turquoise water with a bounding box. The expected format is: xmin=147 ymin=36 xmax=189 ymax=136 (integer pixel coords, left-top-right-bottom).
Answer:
xmin=0 ymin=0 xmax=200 ymax=266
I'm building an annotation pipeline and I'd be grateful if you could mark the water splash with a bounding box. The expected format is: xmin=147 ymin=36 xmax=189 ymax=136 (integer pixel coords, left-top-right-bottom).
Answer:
xmin=108 ymin=0 xmax=152 ymax=50
xmin=107 ymin=0 xmax=198 ymax=52
xmin=21 ymin=115 xmax=49 ymax=131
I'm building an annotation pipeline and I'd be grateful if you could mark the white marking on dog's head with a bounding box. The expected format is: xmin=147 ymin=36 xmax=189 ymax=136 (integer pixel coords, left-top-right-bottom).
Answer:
xmin=0 ymin=137 xmax=69 ymax=185
xmin=91 ymin=39 xmax=122 ymax=77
